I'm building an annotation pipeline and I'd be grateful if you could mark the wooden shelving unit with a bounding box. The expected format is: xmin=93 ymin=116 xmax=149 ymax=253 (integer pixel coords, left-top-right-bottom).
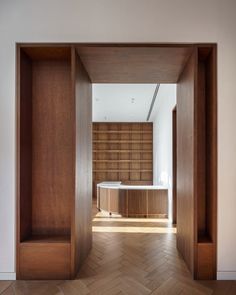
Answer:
xmin=17 ymin=46 xmax=92 ymax=280
xmin=93 ymin=122 xmax=153 ymax=198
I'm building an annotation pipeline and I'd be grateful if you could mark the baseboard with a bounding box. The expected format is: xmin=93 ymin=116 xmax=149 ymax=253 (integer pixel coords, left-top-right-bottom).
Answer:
xmin=0 ymin=272 xmax=16 ymax=280
xmin=217 ymin=271 xmax=236 ymax=280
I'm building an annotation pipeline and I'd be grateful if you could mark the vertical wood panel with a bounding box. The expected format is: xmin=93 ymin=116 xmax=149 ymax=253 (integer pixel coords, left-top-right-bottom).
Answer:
xmin=127 ymin=190 xmax=147 ymax=216
xmin=196 ymin=47 xmax=217 ymax=279
xmin=172 ymin=107 xmax=177 ymax=224
xmin=176 ymin=50 xmax=196 ymax=274
xmin=19 ymin=50 xmax=32 ymax=242
xmin=71 ymin=48 xmax=92 ymax=276
xmin=32 ymin=60 xmax=73 ymax=236
xmin=148 ymin=190 xmax=168 ymax=216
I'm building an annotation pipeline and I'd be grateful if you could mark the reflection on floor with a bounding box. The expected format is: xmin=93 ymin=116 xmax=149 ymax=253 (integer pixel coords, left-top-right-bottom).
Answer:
xmin=1 ymin=203 xmax=236 ymax=294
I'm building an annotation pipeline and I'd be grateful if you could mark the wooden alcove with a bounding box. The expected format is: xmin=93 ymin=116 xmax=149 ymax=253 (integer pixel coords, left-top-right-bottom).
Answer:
xmin=17 ymin=45 xmax=92 ymax=279
xmin=17 ymin=43 xmax=217 ymax=280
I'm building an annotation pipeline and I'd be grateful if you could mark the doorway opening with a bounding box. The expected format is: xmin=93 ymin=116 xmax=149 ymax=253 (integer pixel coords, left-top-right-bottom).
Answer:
xmin=17 ymin=43 xmax=217 ymax=281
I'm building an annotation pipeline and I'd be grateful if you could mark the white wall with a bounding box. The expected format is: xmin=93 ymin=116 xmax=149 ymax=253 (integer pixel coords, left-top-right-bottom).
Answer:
xmin=0 ymin=0 xmax=236 ymax=280
xmin=151 ymin=85 xmax=176 ymax=220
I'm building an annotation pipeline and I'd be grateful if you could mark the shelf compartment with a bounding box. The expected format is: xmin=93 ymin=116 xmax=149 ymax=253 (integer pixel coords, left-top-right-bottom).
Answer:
xmin=92 ymin=122 xmax=153 ymax=199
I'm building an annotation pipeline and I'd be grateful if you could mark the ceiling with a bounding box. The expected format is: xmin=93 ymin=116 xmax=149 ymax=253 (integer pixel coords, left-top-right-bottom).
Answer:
xmin=92 ymin=84 xmax=157 ymax=122
xmin=77 ymin=45 xmax=192 ymax=83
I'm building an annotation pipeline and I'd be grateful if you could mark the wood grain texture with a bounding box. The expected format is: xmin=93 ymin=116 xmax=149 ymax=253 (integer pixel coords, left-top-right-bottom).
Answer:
xmin=71 ymin=48 xmax=92 ymax=277
xmin=22 ymin=46 xmax=71 ymax=60
xmin=109 ymin=189 xmax=120 ymax=213
xmin=99 ymin=187 xmax=109 ymax=212
xmin=16 ymin=43 xmax=217 ymax=281
xmin=172 ymin=107 xmax=177 ymax=224
xmin=176 ymin=50 xmax=196 ymax=275
xmin=197 ymin=58 xmax=207 ymax=238
xmin=177 ymin=46 xmax=217 ymax=280
xmin=19 ymin=50 xmax=32 ymax=242
xmin=76 ymin=46 xmax=192 ymax=83
xmin=196 ymin=46 xmax=217 ymax=279
xmin=97 ymin=188 xmax=168 ymax=217
xmin=19 ymin=243 xmax=70 ymax=279
xmin=197 ymin=243 xmax=214 ymax=280
xmin=31 ymin=59 xmax=73 ymax=236
xmin=6 ymin=202 xmax=233 ymax=293
xmin=148 ymin=190 xmax=168 ymax=216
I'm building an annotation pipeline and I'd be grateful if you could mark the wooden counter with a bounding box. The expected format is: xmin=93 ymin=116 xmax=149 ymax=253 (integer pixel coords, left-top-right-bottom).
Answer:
xmin=97 ymin=183 xmax=168 ymax=218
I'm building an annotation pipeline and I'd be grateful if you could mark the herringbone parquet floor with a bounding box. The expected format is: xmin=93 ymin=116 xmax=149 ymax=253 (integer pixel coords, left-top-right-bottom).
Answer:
xmin=1 ymin=203 xmax=235 ymax=294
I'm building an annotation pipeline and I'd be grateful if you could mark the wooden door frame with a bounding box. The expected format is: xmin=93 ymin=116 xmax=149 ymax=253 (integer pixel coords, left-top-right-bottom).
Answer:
xmin=16 ymin=42 xmax=217 ymax=280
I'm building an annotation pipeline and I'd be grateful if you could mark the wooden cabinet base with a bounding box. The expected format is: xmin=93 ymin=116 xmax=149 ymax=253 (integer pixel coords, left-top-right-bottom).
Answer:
xmin=97 ymin=187 xmax=168 ymax=217
xmin=18 ymin=242 xmax=71 ymax=280
xmin=196 ymin=243 xmax=215 ymax=280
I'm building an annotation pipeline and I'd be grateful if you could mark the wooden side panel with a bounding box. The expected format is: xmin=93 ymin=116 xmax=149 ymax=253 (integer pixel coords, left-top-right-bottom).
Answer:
xmin=172 ymin=107 xmax=177 ymax=224
xmin=109 ymin=189 xmax=120 ymax=213
xmin=19 ymin=243 xmax=70 ymax=279
xmin=72 ymin=49 xmax=92 ymax=276
xmin=197 ymin=243 xmax=214 ymax=280
xmin=148 ymin=190 xmax=168 ymax=216
xmin=196 ymin=47 xmax=217 ymax=279
xmin=176 ymin=51 xmax=196 ymax=274
xmin=31 ymin=60 xmax=73 ymax=236
xmin=99 ymin=188 xmax=109 ymax=212
xmin=127 ymin=190 xmax=147 ymax=216
xmin=197 ymin=60 xmax=207 ymax=237
xmin=119 ymin=190 xmax=127 ymax=216
xmin=19 ymin=50 xmax=32 ymax=241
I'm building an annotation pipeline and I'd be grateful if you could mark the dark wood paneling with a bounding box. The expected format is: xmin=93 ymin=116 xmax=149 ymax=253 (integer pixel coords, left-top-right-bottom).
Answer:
xmin=177 ymin=46 xmax=217 ymax=280
xmin=148 ymin=190 xmax=168 ymax=216
xmin=127 ymin=190 xmax=147 ymax=216
xmin=176 ymin=50 xmax=196 ymax=275
xmin=197 ymin=243 xmax=214 ymax=280
xmin=17 ymin=46 xmax=75 ymax=280
xmin=76 ymin=46 xmax=192 ymax=83
xmin=19 ymin=243 xmax=70 ymax=279
xmin=17 ymin=43 xmax=217 ymax=281
xmin=71 ymin=48 xmax=92 ymax=276
xmin=31 ymin=59 xmax=73 ymax=236
xmin=23 ymin=46 xmax=71 ymax=60
xmin=196 ymin=47 xmax=217 ymax=279
xmin=109 ymin=189 xmax=120 ymax=213
xmin=19 ymin=50 xmax=32 ymax=242
xmin=99 ymin=188 xmax=109 ymax=212
xmin=172 ymin=107 xmax=177 ymax=224
xmin=97 ymin=188 xmax=168 ymax=217
xmin=197 ymin=60 xmax=207 ymax=237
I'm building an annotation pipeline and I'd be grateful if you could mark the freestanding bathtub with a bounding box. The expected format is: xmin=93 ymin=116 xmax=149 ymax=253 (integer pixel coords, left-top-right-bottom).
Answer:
xmin=97 ymin=182 xmax=168 ymax=218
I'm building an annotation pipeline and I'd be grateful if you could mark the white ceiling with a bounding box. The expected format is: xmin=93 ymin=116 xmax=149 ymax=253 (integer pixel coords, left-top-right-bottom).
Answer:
xmin=92 ymin=84 xmax=157 ymax=122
